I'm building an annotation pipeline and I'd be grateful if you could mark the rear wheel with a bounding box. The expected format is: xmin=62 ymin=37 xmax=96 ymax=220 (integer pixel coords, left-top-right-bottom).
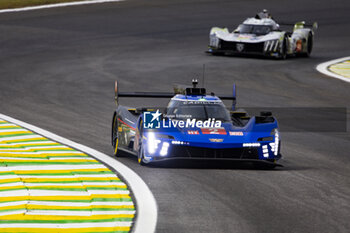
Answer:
xmin=299 ymin=32 xmax=313 ymax=57
xmin=305 ymin=32 xmax=313 ymax=57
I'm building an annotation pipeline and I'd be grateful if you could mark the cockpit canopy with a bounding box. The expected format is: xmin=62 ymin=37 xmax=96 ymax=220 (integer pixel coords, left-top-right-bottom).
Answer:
xmin=236 ymin=24 xmax=273 ymax=36
xmin=166 ymin=98 xmax=231 ymax=122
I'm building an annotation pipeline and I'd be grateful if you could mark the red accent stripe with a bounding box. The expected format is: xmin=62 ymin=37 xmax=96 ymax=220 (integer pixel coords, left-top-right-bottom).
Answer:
xmin=118 ymin=118 xmax=136 ymax=130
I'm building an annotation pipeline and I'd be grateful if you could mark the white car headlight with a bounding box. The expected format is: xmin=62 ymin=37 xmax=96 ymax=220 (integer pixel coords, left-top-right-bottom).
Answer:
xmin=147 ymin=132 xmax=160 ymax=154
xmin=210 ymin=35 xmax=220 ymax=47
xmin=270 ymin=128 xmax=280 ymax=156
xmin=160 ymin=142 xmax=170 ymax=156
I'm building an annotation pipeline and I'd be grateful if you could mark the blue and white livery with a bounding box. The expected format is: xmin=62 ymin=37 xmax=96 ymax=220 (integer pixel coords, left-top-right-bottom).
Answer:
xmin=112 ymin=80 xmax=282 ymax=169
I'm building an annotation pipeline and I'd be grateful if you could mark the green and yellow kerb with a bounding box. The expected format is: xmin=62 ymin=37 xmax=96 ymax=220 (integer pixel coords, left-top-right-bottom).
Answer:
xmin=0 ymin=119 xmax=135 ymax=232
xmin=328 ymin=60 xmax=350 ymax=79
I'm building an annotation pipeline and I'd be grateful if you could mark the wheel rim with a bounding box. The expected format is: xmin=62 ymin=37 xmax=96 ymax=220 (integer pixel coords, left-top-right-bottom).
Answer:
xmin=138 ymin=141 xmax=144 ymax=164
xmin=112 ymin=115 xmax=118 ymax=155
xmin=137 ymin=120 xmax=144 ymax=164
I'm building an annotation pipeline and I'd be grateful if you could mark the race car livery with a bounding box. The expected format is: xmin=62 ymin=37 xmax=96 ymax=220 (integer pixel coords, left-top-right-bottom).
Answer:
xmin=208 ymin=10 xmax=317 ymax=59
xmin=112 ymin=80 xmax=282 ymax=168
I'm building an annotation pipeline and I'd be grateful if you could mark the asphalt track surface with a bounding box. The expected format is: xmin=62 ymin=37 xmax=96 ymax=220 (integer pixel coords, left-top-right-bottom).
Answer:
xmin=0 ymin=0 xmax=349 ymax=232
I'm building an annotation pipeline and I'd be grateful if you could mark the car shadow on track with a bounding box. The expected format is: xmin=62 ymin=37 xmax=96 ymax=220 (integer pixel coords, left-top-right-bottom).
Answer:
xmin=117 ymin=151 xmax=285 ymax=170
xmin=207 ymin=52 xmax=304 ymax=61
xmin=147 ymin=160 xmax=283 ymax=170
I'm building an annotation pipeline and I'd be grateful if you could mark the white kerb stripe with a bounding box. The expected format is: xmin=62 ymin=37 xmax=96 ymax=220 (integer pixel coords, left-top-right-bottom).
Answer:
xmin=0 ymin=113 xmax=157 ymax=233
xmin=0 ymin=0 xmax=125 ymax=14
xmin=26 ymin=210 xmax=135 ymax=216
xmin=316 ymin=56 xmax=350 ymax=83
xmin=0 ymin=222 xmax=132 ymax=228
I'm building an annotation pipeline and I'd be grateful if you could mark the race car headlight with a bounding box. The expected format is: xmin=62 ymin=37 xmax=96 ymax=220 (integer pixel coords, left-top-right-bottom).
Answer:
xmin=243 ymin=143 xmax=261 ymax=147
xmin=147 ymin=132 xmax=160 ymax=155
xmin=269 ymin=128 xmax=280 ymax=155
xmin=210 ymin=35 xmax=220 ymax=48
xmin=171 ymin=140 xmax=189 ymax=145
xmin=160 ymin=142 xmax=170 ymax=156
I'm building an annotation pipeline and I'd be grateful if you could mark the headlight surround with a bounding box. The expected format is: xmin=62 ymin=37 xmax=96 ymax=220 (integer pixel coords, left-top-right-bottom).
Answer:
xmin=210 ymin=35 xmax=220 ymax=48
xmin=147 ymin=132 xmax=160 ymax=154
xmin=146 ymin=132 xmax=173 ymax=156
xmin=160 ymin=142 xmax=170 ymax=156
xmin=269 ymin=128 xmax=280 ymax=156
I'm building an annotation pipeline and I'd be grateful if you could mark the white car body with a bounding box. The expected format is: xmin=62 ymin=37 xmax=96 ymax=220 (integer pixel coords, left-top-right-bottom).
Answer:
xmin=208 ymin=17 xmax=316 ymax=58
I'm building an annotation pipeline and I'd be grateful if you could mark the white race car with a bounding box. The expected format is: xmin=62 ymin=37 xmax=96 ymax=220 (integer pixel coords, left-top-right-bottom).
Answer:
xmin=208 ymin=10 xmax=317 ymax=59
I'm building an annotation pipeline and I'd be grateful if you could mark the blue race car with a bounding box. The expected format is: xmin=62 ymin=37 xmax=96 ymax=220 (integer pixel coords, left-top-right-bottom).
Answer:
xmin=112 ymin=80 xmax=281 ymax=168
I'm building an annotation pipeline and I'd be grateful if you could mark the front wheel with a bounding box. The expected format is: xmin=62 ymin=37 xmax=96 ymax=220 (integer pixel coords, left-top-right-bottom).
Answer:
xmin=137 ymin=120 xmax=147 ymax=166
xmin=111 ymin=113 xmax=122 ymax=157
xmin=278 ymin=37 xmax=287 ymax=60
xmin=137 ymin=144 xmax=146 ymax=166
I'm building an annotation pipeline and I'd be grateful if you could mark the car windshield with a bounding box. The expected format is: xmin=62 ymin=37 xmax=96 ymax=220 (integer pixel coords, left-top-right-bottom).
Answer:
xmin=238 ymin=24 xmax=272 ymax=35
xmin=166 ymin=100 xmax=231 ymax=122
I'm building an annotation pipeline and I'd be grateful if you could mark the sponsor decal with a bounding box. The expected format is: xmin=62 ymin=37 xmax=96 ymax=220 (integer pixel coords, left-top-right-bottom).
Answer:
xmin=209 ymin=138 xmax=224 ymax=142
xmin=229 ymin=131 xmax=244 ymax=136
xmin=143 ymin=110 xmax=222 ymax=129
xmin=143 ymin=110 xmax=162 ymax=129
xmin=236 ymin=43 xmax=245 ymax=52
xmin=188 ymin=130 xmax=199 ymax=135
xmin=201 ymin=127 xmax=226 ymax=135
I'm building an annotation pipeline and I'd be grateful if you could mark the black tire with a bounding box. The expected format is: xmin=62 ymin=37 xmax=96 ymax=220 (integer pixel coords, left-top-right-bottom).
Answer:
xmin=137 ymin=143 xmax=146 ymax=166
xmin=299 ymin=32 xmax=313 ymax=57
xmin=111 ymin=113 xmax=122 ymax=157
xmin=278 ymin=37 xmax=287 ymax=60
xmin=306 ymin=32 xmax=313 ymax=57
xmin=137 ymin=120 xmax=146 ymax=166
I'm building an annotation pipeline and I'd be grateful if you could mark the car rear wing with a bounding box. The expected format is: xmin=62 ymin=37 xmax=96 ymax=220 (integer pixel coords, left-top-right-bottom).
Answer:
xmin=279 ymin=21 xmax=318 ymax=31
xmin=115 ymin=81 xmax=174 ymax=106
xmin=115 ymin=80 xmax=237 ymax=110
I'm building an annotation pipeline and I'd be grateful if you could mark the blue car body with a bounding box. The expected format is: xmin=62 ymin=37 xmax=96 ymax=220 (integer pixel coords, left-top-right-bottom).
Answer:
xmin=112 ymin=81 xmax=281 ymax=167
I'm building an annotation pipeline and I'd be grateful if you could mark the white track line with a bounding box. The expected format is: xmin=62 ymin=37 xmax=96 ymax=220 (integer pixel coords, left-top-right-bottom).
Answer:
xmin=0 ymin=114 xmax=157 ymax=233
xmin=0 ymin=0 xmax=124 ymax=14
xmin=316 ymin=56 xmax=350 ymax=83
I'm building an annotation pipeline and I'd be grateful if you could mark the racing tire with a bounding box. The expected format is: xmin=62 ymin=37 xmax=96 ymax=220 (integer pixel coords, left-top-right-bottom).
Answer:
xmin=278 ymin=37 xmax=287 ymax=60
xmin=305 ymin=32 xmax=313 ymax=57
xmin=137 ymin=120 xmax=147 ymax=166
xmin=299 ymin=32 xmax=313 ymax=57
xmin=111 ymin=113 xmax=122 ymax=157
xmin=137 ymin=144 xmax=146 ymax=166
